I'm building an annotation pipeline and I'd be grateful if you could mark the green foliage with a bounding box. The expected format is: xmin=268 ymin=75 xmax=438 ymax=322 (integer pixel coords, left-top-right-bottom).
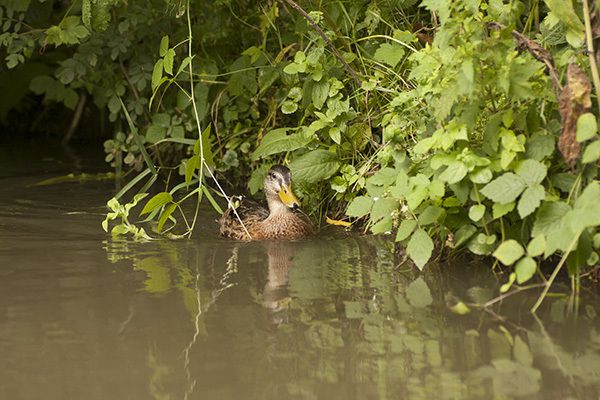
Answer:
xmin=3 ymin=0 xmax=600 ymax=305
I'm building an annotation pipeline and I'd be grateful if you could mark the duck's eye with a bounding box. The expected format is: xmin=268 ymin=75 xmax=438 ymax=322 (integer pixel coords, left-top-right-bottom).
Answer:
xmin=268 ymin=172 xmax=275 ymax=179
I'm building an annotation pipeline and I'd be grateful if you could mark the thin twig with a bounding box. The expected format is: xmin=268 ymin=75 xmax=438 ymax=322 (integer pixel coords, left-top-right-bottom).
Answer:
xmin=278 ymin=0 xmax=361 ymax=85
xmin=482 ymin=282 xmax=546 ymax=308
xmin=531 ymin=235 xmax=580 ymax=313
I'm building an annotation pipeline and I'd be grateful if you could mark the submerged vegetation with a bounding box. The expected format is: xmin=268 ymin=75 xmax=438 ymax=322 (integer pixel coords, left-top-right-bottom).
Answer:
xmin=2 ymin=0 xmax=600 ymax=308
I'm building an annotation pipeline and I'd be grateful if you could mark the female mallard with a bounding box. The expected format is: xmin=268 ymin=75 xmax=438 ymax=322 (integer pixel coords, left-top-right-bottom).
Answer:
xmin=219 ymin=165 xmax=314 ymax=240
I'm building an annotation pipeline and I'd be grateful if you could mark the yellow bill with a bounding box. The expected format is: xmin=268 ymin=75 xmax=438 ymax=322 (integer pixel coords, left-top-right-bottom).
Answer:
xmin=278 ymin=184 xmax=300 ymax=208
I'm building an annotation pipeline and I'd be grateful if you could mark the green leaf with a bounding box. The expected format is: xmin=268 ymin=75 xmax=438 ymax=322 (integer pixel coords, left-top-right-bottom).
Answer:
xmin=140 ymin=192 xmax=173 ymax=216
xmin=347 ymin=196 xmax=373 ymax=217
xmin=185 ymin=155 xmax=199 ymax=187
xmin=312 ymin=80 xmax=329 ymax=110
xmin=582 ymin=141 xmax=600 ymax=163
xmin=480 ymin=173 xmax=526 ymax=204
xmin=396 ymin=219 xmax=417 ymax=241
xmin=469 ymin=204 xmax=485 ymax=222
xmin=544 ymin=0 xmax=584 ymax=47
xmin=370 ymin=198 xmax=397 ymax=223
xmin=467 ymin=233 xmax=497 ymax=255
xmin=439 ymin=161 xmax=468 ymax=184
xmin=289 ymin=149 xmax=340 ymax=184
xmin=202 ymin=186 xmax=223 ymax=214
xmin=517 ymin=184 xmax=545 ymax=218
xmin=373 ymin=43 xmax=405 ymax=67
xmin=370 ymin=216 xmax=393 ymax=234
xmin=199 ymin=125 xmax=215 ymax=168
xmin=418 ymin=205 xmax=444 ymax=225
xmin=526 ymin=134 xmax=555 ymax=161
xmin=146 ymin=125 xmax=166 ymax=143
xmin=329 ymin=127 xmax=341 ymax=144
xmin=251 ymin=128 xmax=311 ymax=160
xmin=421 ymin=0 xmax=451 ymax=25
xmin=407 ymin=228 xmax=434 ymax=270
xmin=527 ymin=235 xmax=546 ymax=257
xmin=576 ymin=113 xmax=597 ymax=142
xmin=516 ymin=159 xmax=547 ymax=186
xmin=532 ymin=201 xmax=570 ymax=237
xmin=551 ymin=173 xmax=577 ymax=192
xmin=369 ymin=167 xmax=398 ymax=186
xmin=492 ymin=202 xmax=515 ymax=220
xmin=515 ymin=257 xmax=537 ymax=284
xmin=163 ymin=49 xmax=175 ymax=75
xmin=248 ymin=164 xmax=271 ymax=195
xmin=493 ymin=239 xmax=525 ymax=266
xmin=151 ymin=59 xmax=164 ymax=91
xmin=30 ymin=75 xmax=54 ymax=94
xmin=568 ymin=181 xmax=600 ymax=233
xmin=281 ymin=100 xmax=298 ymax=114
xmin=159 ymin=35 xmax=169 ymax=57
xmin=470 ymin=168 xmax=493 ymax=184
xmin=157 ymin=203 xmax=177 ymax=232
xmin=507 ymin=57 xmax=540 ymax=99
xmin=454 ymin=225 xmax=477 ymax=248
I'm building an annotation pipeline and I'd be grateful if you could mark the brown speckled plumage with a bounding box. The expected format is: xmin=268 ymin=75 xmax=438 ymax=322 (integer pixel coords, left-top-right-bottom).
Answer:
xmin=218 ymin=165 xmax=315 ymax=240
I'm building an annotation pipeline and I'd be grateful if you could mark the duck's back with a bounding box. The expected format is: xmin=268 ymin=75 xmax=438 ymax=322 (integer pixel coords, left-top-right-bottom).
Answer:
xmin=218 ymin=199 xmax=269 ymax=240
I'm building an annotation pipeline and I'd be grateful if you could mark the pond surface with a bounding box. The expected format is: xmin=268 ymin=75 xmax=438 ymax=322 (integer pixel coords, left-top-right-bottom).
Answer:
xmin=2 ymin=144 xmax=600 ymax=399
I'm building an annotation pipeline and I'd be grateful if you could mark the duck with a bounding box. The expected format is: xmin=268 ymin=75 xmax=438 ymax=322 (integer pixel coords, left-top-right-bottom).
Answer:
xmin=219 ymin=165 xmax=315 ymax=240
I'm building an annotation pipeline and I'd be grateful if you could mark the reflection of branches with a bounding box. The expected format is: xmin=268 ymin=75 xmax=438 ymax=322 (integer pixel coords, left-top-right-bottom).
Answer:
xmin=532 ymin=313 xmax=576 ymax=388
xmin=182 ymin=246 xmax=239 ymax=399
xmin=182 ymin=264 xmax=201 ymax=400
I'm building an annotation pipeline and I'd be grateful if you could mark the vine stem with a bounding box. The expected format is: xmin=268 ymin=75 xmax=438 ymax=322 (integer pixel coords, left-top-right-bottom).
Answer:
xmin=583 ymin=0 xmax=600 ymax=115
xmin=184 ymin=0 xmax=251 ymax=239
xmin=185 ymin=0 xmax=204 ymax=236
xmin=530 ymin=235 xmax=579 ymax=313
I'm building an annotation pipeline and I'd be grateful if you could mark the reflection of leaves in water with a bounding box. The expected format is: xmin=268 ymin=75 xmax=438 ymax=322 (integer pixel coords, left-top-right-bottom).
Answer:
xmin=406 ymin=277 xmax=433 ymax=308
xmin=103 ymin=234 xmax=600 ymax=400
xmin=471 ymin=359 xmax=541 ymax=398
xmin=343 ymin=301 xmax=365 ymax=319
xmin=135 ymin=257 xmax=172 ymax=293
xmin=103 ymin=237 xmax=214 ymax=329
xmin=513 ymin=336 xmax=533 ymax=366
xmin=147 ymin=346 xmax=175 ymax=400
xmin=488 ymin=328 xmax=513 ymax=360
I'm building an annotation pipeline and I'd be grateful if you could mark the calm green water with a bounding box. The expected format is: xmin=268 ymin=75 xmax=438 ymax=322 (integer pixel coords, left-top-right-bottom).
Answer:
xmin=1 ymin=146 xmax=600 ymax=399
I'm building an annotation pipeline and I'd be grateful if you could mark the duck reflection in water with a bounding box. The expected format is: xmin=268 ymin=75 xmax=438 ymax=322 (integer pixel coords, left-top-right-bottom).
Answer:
xmin=261 ymin=241 xmax=298 ymax=317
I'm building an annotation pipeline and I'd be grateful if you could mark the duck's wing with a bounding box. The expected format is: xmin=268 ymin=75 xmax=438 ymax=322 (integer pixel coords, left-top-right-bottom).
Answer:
xmin=218 ymin=197 xmax=269 ymax=239
xmin=293 ymin=208 xmax=316 ymax=235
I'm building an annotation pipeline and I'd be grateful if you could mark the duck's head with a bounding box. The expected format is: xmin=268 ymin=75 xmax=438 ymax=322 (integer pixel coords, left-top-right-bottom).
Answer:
xmin=264 ymin=165 xmax=300 ymax=211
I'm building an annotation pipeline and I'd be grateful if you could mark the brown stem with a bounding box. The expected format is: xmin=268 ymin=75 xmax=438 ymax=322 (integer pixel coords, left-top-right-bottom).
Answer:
xmin=278 ymin=0 xmax=361 ymax=85
xmin=62 ymin=91 xmax=87 ymax=145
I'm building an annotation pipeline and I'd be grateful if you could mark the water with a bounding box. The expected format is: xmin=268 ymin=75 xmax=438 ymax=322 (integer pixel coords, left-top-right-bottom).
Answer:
xmin=1 ymin=145 xmax=600 ymax=399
